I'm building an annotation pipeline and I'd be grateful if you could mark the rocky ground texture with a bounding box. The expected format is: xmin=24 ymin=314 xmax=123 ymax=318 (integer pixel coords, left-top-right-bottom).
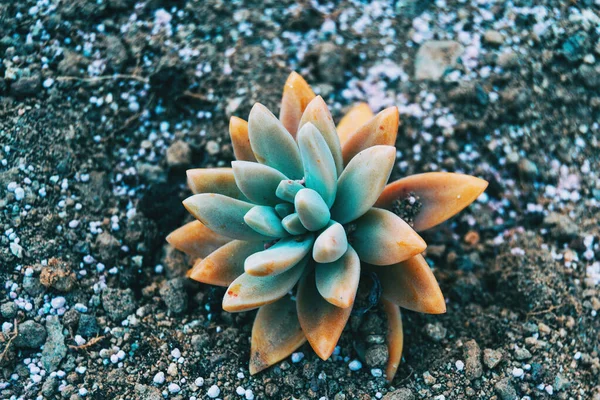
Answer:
xmin=1 ymin=0 xmax=600 ymax=399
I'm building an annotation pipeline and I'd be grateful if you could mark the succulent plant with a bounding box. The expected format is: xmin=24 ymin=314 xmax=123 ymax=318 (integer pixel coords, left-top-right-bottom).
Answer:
xmin=167 ymin=72 xmax=488 ymax=380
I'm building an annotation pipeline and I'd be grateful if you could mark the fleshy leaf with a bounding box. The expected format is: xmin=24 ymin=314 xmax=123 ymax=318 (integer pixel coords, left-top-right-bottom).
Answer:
xmin=341 ymin=106 xmax=399 ymax=165
xmin=279 ymin=71 xmax=316 ymax=137
xmin=369 ymin=254 xmax=446 ymax=314
xmin=375 ymin=172 xmax=489 ymax=231
xmin=183 ymin=194 xmax=271 ymax=241
xmin=298 ymin=96 xmax=344 ymax=175
xmin=315 ymin=245 xmax=360 ymax=308
xmin=276 ymin=179 xmax=304 ymax=203
xmin=297 ymin=122 xmax=337 ymax=207
xmin=223 ymin=256 xmax=307 ymax=312
xmin=229 ymin=116 xmax=256 ymax=162
xmin=166 ymin=220 xmax=231 ymax=259
xmin=244 ymin=206 xmax=289 ymax=238
xmin=250 ymin=296 xmax=306 ymax=375
xmin=187 ymin=168 xmax=247 ymax=201
xmin=275 ymin=203 xmax=294 ymax=218
xmin=188 ymin=240 xmax=263 ymax=286
xmin=330 ymin=145 xmax=396 ymax=224
xmin=245 ymin=234 xmax=314 ymax=276
xmin=295 ymin=188 xmax=330 ymax=231
xmin=232 ymin=161 xmax=287 ymax=205
xmin=336 ymin=103 xmax=374 ymax=145
xmin=313 ymin=221 xmax=348 ymax=263
xmin=281 ymin=213 xmax=308 ymax=235
xmin=296 ymin=270 xmax=352 ymax=360
xmin=382 ymin=299 xmax=403 ymax=382
xmin=352 ymin=208 xmax=426 ymax=266
xmin=248 ymin=103 xmax=303 ymax=179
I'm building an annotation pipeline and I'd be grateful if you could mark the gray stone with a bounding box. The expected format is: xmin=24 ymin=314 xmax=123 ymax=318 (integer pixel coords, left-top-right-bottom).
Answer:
xmin=424 ymin=322 xmax=447 ymax=342
xmin=134 ymin=384 xmax=162 ymax=400
xmin=415 ymin=41 xmax=464 ymax=81
xmin=102 ymin=288 xmax=136 ymax=321
xmin=95 ymin=232 xmax=120 ymax=262
xmin=579 ymin=64 xmax=600 ymax=88
xmin=14 ymin=320 xmax=47 ymax=348
xmin=518 ymin=158 xmax=538 ymax=179
xmin=166 ymin=140 xmax=192 ymax=168
xmin=364 ymin=344 xmax=388 ymax=367
xmin=41 ymin=375 xmax=58 ymax=397
xmin=382 ymin=388 xmax=415 ymax=400
xmin=497 ymin=51 xmax=519 ymax=69
xmin=23 ymin=275 xmax=44 ymax=297
xmin=160 ymin=278 xmax=188 ymax=314
xmin=1 ymin=302 xmax=17 ymax=319
xmin=191 ymin=333 xmax=210 ymax=351
xmin=77 ymin=314 xmax=99 ymax=337
xmin=514 ymin=347 xmax=532 ymax=360
xmin=42 ymin=316 xmax=67 ymax=372
xmin=464 ymin=339 xmax=483 ymax=380
xmin=10 ymin=75 xmax=41 ymax=97
xmin=483 ymin=30 xmax=504 ymax=45
xmin=495 ymin=378 xmax=517 ymax=400
xmin=483 ymin=348 xmax=502 ymax=369
xmin=554 ymin=373 xmax=570 ymax=391
xmin=137 ymin=162 xmax=167 ymax=184
xmin=544 ymin=212 xmax=580 ymax=239
xmin=317 ymin=42 xmax=345 ymax=85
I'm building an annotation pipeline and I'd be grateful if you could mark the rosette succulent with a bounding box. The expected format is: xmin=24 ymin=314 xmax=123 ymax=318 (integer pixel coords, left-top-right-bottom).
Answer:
xmin=167 ymin=72 xmax=488 ymax=380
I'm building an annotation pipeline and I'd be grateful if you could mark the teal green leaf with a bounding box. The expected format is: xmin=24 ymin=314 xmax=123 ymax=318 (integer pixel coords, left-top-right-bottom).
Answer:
xmin=315 ymin=245 xmax=360 ymax=308
xmin=248 ymin=103 xmax=303 ymax=179
xmin=295 ymin=188 xmax=330 ymax=231
xmin=245 ymin=234 xmax=315 ymax=276
xmin=312 ymin=221 xmax=348 ymax=263
xmin=330 ymin=145 xmax=396 ymax=224
xmin=232 ymin=161 xmax=287 ymax=205
xmin=297 ymin=122 xmax=337 ymax=207
xmin=276 ymin=179 xmax=304 ymax=203
xmin=244 ymin=206 xmax=288 ymax=238
xmin=275 ymin=203 xmax=295 ymax=218
xmin=352 ymin=208 xmax=427 ymax=265
xmin=298 ymin=96 xmax=343 ymax=176
xmin=281 ymin=213 xmax=308 ymax=235
xmin=183 ymin=194 xmax=271 ymax=241
xmin=223 ymin=256 xmax=308 ymax=312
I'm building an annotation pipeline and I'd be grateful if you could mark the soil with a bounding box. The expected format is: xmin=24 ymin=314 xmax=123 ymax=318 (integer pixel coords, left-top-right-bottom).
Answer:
xmin=1 ymin=1 xmax=600 ymax=399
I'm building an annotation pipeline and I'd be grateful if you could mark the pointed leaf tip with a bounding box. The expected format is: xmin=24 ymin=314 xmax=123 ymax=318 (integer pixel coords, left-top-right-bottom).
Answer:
xmin=295 ymin=188 xmax=331 ymax=232
xmin=248 ymin=103 xmax=303 ymax=179
xmin=298 ymin=96 xmax=344 ymax=175
xmin=297 ymin=122 xmax=337 ymax=207
xmin=336 ymin=103 xmax=374 ymax=145
xmin=375 ymin=172 xmax=488 ymax=231
xmin=245 ymin=234 xmax=314 ymax=276
xmin=341 ymin=106 xmax=399 ymax=165
xmin=313 ymin=221 xmax=348 ymax=263
xmin=331 ymin=145 xmax=396 ymax=225
xmin=183 ymin=193 xmax=271 ymax=241
xmin=297 ymin=271 xmax=352 ymax=360
xmin=244 ymin=206 xmax=289 ymax=238
xmin=188 ymin=240 xmax=262 ymax=286
xmin=279 ymin=72 xmax=316 ymax=137
xmin=371 ymin=254 xmax=446 ymax=314
xmin=315 ymin=245 xmax=360 ymax=308
xmin=229 ymin=116 xmax=256 ymax=162
xmin=223 ymin=256 xmax=307 ymax=312
xmin=351 ymin=208 xmax=426 ymax=266
xmin=232 ymin=161 xmax=288 ymax=206
xmin=166 ymin=220 xmax=230 ymax=259
xmin=250 ymin=297 xmax=306 ymax=374
xmin=186 ymin=168 xmax=247 ymax=201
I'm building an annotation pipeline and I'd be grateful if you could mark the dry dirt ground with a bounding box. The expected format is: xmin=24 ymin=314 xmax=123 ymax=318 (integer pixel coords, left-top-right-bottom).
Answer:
xmin=1 ymin=1 xmax=599 ymax=399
